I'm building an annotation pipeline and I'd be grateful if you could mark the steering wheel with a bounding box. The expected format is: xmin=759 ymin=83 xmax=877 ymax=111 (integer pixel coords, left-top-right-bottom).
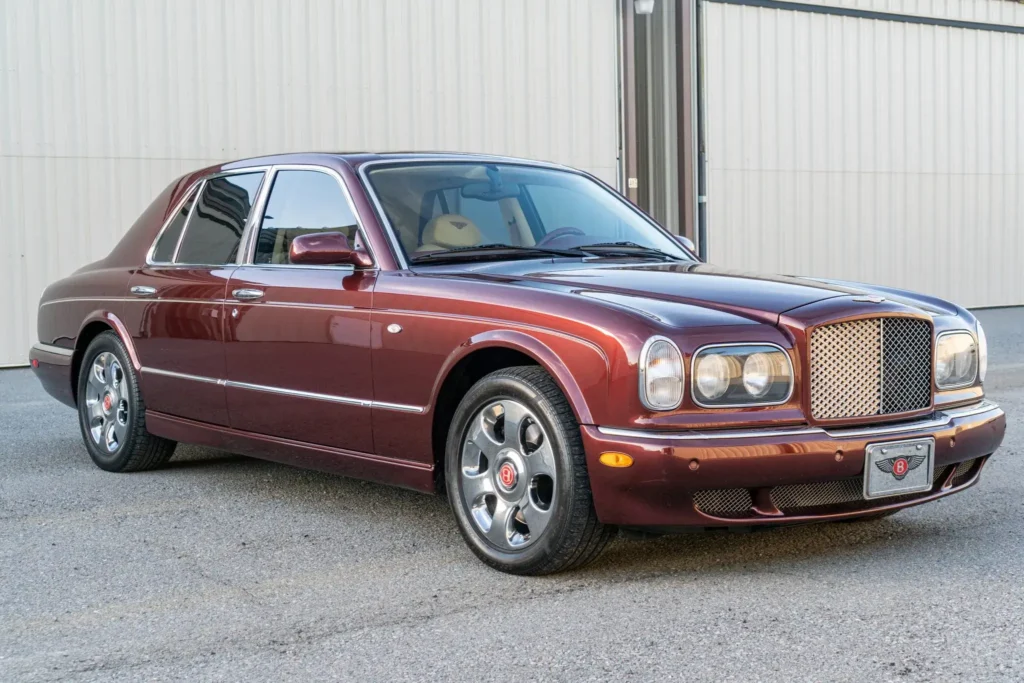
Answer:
xmin=535 ymin=226 xmax=586 ymax=248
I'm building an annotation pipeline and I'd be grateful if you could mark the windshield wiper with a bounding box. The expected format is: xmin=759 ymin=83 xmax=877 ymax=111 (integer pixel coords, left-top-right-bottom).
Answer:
xmin=410 ymin=243 xmax=583 ymax=263
xmin=570 ymin=241 xmax=685 ymax=261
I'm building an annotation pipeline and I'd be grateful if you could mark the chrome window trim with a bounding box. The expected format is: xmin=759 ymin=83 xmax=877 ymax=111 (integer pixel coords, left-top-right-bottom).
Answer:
xmin=934 ymin=329 xmax=980 ymax=390
xmin=690 ymin=342 xmax=795 ymax=408
xmin=595 ymin=400 xmax=1002 ymax=442
xmin=169 ymin=167 xmax=271 ymax=267
xmin=239 ymin=163 xmax=378 ymax=268
xmin=145 ymin=178 xmax=204 ymax=266
xmin=637 ymin=335 xmax=684 ymax=411
xmin=140 ymin=367 xmax=424 ymax=414
xmin=32 ymin=342 xmax=74 ymax=357
xmin=356 ymin=155 xmax=699 ymax=270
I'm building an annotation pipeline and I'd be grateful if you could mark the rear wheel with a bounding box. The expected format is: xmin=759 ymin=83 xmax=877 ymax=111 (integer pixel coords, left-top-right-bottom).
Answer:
xmin=76 ymin=332 xmax=176 ymax=472
xmin=445 ymin=366 xmax=614 ymax=575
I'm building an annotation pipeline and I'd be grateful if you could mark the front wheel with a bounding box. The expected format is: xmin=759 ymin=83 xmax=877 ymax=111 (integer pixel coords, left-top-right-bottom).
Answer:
xmin=76 ymin=331 xmax=177 ymax=472
xmin=445 ymin=366 xmax=614 ymax=575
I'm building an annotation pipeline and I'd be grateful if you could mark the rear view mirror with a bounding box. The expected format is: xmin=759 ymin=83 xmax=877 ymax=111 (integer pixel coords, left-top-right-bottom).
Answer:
xmin=290 ymin=232 xmax=373 ymax=268
xmin=460 ymin=182 xmax=521 ymax=201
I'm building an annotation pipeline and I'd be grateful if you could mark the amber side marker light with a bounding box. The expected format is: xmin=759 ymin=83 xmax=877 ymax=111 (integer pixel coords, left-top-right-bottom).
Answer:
xmin=599 ymin=452 xmax=634 ymax=468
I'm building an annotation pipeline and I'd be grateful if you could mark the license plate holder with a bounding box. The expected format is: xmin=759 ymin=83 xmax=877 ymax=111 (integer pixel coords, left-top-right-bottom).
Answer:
xmin=863 ymin=437 xmax=935 ymax=499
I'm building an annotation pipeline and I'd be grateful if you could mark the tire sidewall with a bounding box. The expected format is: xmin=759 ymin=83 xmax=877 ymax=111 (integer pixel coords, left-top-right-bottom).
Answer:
xmin=76 ymin=333 xmax=140 ymax=470
xmin=445 ymin=372 xmax=580 ymax=572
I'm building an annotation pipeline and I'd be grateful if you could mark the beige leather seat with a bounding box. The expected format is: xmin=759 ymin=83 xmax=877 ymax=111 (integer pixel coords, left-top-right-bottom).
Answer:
xmin=417 ymin=214 xmax=483 ymax=252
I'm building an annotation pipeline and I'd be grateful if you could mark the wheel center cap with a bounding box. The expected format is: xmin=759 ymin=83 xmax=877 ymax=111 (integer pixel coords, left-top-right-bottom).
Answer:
xmin=497 ymin=462 xmax=518 ymax=491
xmin=102 ymin=394 xmax=113 ymax=412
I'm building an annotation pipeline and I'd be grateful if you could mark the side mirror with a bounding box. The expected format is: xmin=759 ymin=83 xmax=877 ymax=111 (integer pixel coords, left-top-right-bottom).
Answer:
xmin=289 ymin=232 xmax=373 ymax=268
xmin=674 ymin=233 xmax=697 ymax=253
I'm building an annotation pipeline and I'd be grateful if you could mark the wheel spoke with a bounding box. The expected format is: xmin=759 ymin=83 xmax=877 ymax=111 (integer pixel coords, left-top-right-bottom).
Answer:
xmin=526 ymin=441 xmax=557 ymax=480
xmin=500 ymin=400 xmax=529 ymax=450
xmin=461 ymin=470 xmax=494 ymax=503
xmin=87 ymin=357 xmax=108 ymax=396
xmin=519 ymin=494 xmax=554 ymax=538
xmin=467 ymin=415 xmax=502 ymax=460
xmin=484 ymin=498 xmax=515 ymax=548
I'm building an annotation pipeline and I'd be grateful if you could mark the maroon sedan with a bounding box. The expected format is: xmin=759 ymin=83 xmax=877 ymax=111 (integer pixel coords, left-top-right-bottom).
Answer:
xmin=31 ymin=153 xmax=1005 ymax=574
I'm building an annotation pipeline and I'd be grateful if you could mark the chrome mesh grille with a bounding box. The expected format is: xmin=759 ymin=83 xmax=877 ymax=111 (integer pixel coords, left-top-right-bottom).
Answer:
xmin=951 ymin=458 xmax=978 ymax=486
xmin=692 ymin=489 xmax=752 ymax=518
xmin=771 ymin=478 xmax=863 ymax=509
xmin=810 ymin=317 xmax=932 ymax=420
xmin=880 ymin=318 xmax=933 ymax=414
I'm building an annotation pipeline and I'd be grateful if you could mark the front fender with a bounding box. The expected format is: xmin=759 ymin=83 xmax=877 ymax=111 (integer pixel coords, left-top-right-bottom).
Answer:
xmin=429 ymin=328 xmax=611 ymax=426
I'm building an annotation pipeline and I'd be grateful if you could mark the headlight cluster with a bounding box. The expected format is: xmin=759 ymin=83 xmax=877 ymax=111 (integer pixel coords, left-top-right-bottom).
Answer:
xmin=935 ymin=330 xmax=979 ymax=389
xmin=692 ymin=344 xmax=793 ymax=407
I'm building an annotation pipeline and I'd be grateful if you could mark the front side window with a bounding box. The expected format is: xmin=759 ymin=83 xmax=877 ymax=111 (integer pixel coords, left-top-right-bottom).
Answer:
xmin=254 ymin=170 xmax=359 ymax=264
xmin=151 ymin=184 xmax=199 ymax=263
xmin=365 ymin=163 xmax=691 ymax=263
xmin=175 ymin=172 xmax=264 ymax=265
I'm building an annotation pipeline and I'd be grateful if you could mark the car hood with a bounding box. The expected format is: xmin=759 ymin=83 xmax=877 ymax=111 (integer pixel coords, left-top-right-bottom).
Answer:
xmin=418 ymin=260 xmax=958 ymax=326
xmin=423 ymin=260 xmax=867 ymax=322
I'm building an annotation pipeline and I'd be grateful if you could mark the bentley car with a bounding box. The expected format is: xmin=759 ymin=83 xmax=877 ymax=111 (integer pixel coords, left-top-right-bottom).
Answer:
xmin=31 ymin=152 xmax=1006 ymax=574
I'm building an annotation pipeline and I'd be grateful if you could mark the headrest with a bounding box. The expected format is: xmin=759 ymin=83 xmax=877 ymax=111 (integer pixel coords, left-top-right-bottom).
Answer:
xmin=421 ymin=214 xmax=482 ymax=249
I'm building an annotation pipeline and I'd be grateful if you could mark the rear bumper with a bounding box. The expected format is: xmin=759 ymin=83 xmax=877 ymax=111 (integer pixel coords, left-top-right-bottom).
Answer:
xmin=29 ymin=343 xmax=77 ymax=408
xmin=583 ymin=401 xmax=1006 ymax=528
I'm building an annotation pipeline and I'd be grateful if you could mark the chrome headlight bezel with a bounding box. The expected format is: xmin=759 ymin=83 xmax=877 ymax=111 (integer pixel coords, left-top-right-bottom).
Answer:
xmin=977 ymin=320 xmax=988 ymax=384
xmin=935 ymin=330 xmax=979 ymax=390
xmin=638 ymin=335 xmax=684 ymax=411
xmin=690 ymin=343 xmax=795 ymax=408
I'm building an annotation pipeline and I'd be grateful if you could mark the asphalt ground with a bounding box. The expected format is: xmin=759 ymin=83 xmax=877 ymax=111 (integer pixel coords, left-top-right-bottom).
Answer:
xmin=1 ymin=309 xmax=1021 ymax=682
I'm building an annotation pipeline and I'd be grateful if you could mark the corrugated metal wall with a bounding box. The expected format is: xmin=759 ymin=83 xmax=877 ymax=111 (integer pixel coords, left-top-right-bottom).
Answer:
xmin=704 ymin=0 xmax=1024 ymax=308
xmin=0 ymin=0 xmax=619 ymax=366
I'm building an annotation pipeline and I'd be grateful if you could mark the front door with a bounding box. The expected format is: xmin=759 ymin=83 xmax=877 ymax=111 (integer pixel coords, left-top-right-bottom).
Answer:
xmin=223 ymin=167 xmax=376 ymax=453
xmin=125 ymin=170 xmax=266 ymax=425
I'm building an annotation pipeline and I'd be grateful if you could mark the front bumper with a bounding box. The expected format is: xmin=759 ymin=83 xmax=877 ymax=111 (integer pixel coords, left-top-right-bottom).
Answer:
xmin=582 ymin=401 xmax=1006 ymax=528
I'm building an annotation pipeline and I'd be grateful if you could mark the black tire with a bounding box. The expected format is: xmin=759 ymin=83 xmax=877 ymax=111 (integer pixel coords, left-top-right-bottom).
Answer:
xmin=445 ymin=366 xmax=614 ymax=575
xmin=76 ymin=331 xmax=177 ymax=472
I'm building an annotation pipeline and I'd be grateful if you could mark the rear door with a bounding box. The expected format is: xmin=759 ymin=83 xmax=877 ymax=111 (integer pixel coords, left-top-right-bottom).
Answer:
xmin=125 ymin=169 xmax=267 ymax=425
xmin=223 ymin=166 xmax=376 ymax=453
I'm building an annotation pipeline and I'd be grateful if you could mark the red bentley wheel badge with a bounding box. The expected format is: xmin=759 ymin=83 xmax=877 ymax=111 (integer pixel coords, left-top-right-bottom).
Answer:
xmin=103 ymin=395 xmax=113 ymax=411
xmin=498 ymin=462 xmax=517 ymax=489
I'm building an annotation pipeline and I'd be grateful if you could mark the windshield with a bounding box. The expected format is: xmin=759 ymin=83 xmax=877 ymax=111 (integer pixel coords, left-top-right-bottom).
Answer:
xmin=364 ymin=162 xmax=693 ymax=263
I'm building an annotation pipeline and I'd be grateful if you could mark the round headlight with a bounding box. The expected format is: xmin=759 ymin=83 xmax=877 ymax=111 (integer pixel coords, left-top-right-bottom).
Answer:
xmin=695 ymin=353 xmax=732 ymax=401
xmin=639 ymin=337 xmax=683 ymax=410
xmin=742 ymin=352 xmax=773 ymax=398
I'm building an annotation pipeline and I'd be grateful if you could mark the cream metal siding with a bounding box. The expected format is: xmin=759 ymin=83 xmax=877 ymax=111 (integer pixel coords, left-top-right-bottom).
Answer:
xmin=703 ymin=0 xmax=1024 ymax=308
xmin=0 ymin=0 xmax=619 ymax=367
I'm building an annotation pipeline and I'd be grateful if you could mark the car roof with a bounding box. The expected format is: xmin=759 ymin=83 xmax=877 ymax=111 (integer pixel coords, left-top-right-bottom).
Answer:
xmin=216 ymin=151 xmax=574 ymax=173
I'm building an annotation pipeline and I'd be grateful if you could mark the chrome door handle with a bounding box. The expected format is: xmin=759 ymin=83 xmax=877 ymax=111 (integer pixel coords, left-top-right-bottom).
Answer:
xmin=130 ymin=285 xmax=157 ymax=297
xmin=232 ymin=288 xmax=264 ymax=301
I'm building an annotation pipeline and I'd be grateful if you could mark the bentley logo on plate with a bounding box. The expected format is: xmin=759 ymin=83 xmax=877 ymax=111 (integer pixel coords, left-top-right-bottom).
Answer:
xmin=875 ymin=454 xmax=926 ymax=480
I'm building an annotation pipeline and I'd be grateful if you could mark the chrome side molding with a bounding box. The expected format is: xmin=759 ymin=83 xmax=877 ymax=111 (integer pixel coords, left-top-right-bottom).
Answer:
xmin=32 ymin=342 xmax=75 ymax=357
xmin=140 ymin=367 xmax=425 ymax=414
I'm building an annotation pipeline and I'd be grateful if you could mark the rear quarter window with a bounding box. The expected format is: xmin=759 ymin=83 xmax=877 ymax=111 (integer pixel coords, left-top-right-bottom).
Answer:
xmin=175 ymin=172 xmax=264 ymax=265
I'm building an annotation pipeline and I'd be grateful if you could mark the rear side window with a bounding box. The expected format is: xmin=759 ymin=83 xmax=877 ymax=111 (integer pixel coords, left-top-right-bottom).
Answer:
xmin=175 ymin=172 xmax=264 ymax=265
xmin=254 ymin=170 xmax=359 ymax=264
xmin=151 ymin=185 xmax=198 ymax=263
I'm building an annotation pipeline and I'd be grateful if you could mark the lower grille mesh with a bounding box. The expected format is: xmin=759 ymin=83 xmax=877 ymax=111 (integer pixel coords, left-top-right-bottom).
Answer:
xmin=694 ymin=460 xmax=980 ymax=518
xmin=692 ymin=489 xmax=752 ymax=517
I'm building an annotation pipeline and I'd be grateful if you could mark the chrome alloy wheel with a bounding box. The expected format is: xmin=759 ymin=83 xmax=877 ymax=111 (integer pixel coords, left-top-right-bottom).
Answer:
xmin=460 ymin=399 xmax=557 ymax=551
xmin=83 ymin=352 xmax=129 ymax=453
